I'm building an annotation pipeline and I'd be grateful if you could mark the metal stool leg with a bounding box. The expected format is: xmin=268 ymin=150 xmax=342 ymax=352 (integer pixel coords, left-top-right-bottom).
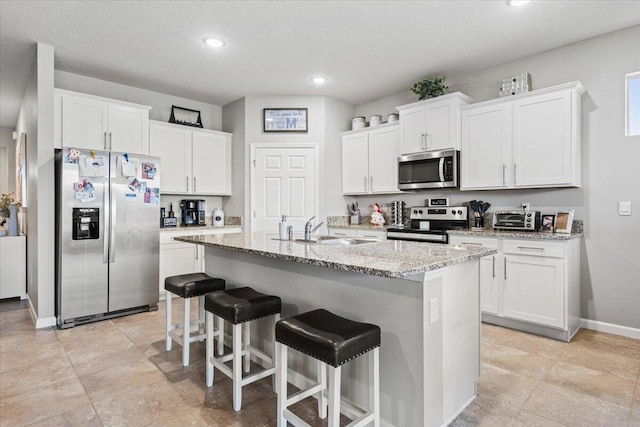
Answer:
xmin=165 ymin=291 xmax=173 ymax=351
xmin=182 ymin=297 xmax=190 ymax=367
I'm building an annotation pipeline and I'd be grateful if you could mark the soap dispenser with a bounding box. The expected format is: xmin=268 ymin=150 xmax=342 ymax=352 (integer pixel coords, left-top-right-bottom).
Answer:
xmin=279 ymin=215 xmax=289 ymax=240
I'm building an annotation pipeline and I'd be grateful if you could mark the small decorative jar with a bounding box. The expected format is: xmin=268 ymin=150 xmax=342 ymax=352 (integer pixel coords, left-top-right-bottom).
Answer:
xmin=8 ymin=204 xmax=19 ymax=236
xmin=369 ymin=115 xmax=383 ymax=127
xmin=352 ymin=116 xmax=366 ymax=130
xmin=387 ymin=113 xmax=399 ymax=122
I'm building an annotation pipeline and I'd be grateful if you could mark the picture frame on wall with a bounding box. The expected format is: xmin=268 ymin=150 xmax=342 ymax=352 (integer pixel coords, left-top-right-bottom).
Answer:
xmin=263 ymin=108 xmax=308 ymax=133
xmin=555 ymin=210 xmax=574 ymax=234
xmin=540 ymin=213 xmax=556 ymax=233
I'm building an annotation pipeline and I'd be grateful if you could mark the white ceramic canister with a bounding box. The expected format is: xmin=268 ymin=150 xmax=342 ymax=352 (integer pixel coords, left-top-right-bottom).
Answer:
xmin=213 ymin=207 xmax=224 ymax=227
xmin=352 ymin=116 xmax=366 ymax=130
xmin=369 ymin=115 xmax=383 ymax=127
xmin=387 ymin=113 xmax=399 ymax=122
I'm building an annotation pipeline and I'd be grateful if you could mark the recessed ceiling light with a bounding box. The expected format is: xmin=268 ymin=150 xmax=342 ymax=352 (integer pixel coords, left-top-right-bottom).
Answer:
xmin=311 ymin=76 xmax=328 ymax=85
xmin=507 ymin=0 xmax=532 ymax=6
xmin=203 ymin=37 xmax=226 ymax=48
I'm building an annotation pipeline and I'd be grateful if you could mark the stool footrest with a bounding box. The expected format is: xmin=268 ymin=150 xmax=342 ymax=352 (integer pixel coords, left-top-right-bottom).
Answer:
xmin=283 ymin=408 xmax=310 ymax=427
xmin=168 ymin=329 xmax=209 ymax=346
xmin=345 ymin=412 xmax=374 ymax=427
xmin=211 ymin=354 xmax=275 ymax=387
xmin=286 ymin=384 xmax=324 ymax=407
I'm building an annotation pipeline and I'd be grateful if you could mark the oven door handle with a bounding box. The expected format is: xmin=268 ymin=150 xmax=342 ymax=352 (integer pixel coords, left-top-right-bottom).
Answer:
xmin=438 ymin=157 xmax=445 ymax=182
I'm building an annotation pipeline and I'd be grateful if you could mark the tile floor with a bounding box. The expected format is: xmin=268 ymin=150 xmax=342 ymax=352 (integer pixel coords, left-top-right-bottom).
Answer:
xmin=0 ymin=298 xmax=638 ymax=426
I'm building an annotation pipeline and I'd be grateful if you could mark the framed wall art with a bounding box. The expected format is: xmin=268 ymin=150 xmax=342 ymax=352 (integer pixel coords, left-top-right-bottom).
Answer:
xmin=263 ymin=108 xmax=308 ymax=133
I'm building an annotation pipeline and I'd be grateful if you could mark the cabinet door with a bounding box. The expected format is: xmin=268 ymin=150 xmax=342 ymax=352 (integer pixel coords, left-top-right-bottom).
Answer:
xmin=192 ymin=132 xmax=228 ymax=195
xmin=357 ymin=229 xmax=387 ymax=240
xmin=399 ymin=106 xmax=426 ymax=154
xmin=513 ymin=91 xmax=572 ymax=187
xmin=425 ymin=102 xmax=452 ymax=151
xmin=460 ymin=104 xmax=512 ymax=190
xmin=479 ymin=254 xmax=499 ymax=315
xmin=108 ymin=104 xmax=149 ymax=154
xmin=149 ymin=124 xmax=191 ymax=193
xmin=328 ymin=228 xmax=358 ymax=237
xmin=159 ymin=243 xmax=201 ymax=296
xmin=369 ymin=126 xmax=399 ymax=193
xmin=341 ymin=133 xmax=369 ymax=194
xmin=503 ymin=255 xmax=564 ymax=328
xmin=0 ymin=236 xmax=26 ymax=299
xmin=61 ymin=95 xmax=108 ymax=150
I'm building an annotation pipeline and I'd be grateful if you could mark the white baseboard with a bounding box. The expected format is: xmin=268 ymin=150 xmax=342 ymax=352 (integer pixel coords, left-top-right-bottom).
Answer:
xmin=26 ymin=295 xmax=57 ymax=329
xmin=581 ymin=318 xmax=640 ymax=340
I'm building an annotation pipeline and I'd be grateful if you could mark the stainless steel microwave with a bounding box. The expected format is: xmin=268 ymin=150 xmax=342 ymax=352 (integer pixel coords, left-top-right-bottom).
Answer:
xmin=397 ymin=149 xmax=459 ymax=190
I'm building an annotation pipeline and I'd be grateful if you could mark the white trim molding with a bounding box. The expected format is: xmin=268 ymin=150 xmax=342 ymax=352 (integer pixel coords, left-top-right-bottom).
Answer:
xmin=581 ymin=318 xmax=640 ymax=340
xmin=27 ymin=295 xmax=57 ymax=329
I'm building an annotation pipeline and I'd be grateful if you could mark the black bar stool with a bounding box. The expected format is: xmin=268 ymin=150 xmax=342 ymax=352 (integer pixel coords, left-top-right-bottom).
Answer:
xmin=164 ymin=273 xmax=225 ymax=366
xmin=275 ymin=309 xmax=381 ymax=427
xmin=204 ymin=287 xmax=282 ymax=411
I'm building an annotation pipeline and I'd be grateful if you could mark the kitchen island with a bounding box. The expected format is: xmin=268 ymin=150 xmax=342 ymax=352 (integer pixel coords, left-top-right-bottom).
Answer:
xmin=175 ymin=232 xmax=496 ymax=427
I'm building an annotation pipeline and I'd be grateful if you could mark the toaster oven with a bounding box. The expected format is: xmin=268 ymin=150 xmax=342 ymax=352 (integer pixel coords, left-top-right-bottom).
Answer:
xmin=493 ymin=210 xmax=541 ymax=231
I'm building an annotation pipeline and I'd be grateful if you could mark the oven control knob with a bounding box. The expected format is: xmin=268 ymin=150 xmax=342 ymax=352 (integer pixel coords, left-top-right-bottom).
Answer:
xmin=413 ymin=210 xmax=418 ymax=214
xmin=418 ymin=210 xmax=423 ymax=214
xmin=451 ymin=210 xmax=456 ymax=215
xmin=457 ymin=210 xmax=463 ymax=215
xmin=526 ymin=218 xmax=531 ymax=222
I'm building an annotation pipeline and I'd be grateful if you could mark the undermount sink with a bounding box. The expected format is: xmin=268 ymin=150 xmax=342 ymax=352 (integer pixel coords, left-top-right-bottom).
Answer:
xmin=293 ymin=235 xmax=379 ymax=246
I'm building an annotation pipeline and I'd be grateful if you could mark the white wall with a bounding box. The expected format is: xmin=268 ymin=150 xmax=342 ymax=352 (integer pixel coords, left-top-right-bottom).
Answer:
xmin=55 ymin=70 xmax=223 ymax=130
xmin=15 ymin=43 xmax=56 ymax=325
xmin=348 ymin=25 xmax=640 ymax=329
xmin=0 ymin=126 xmax=16 ymax=195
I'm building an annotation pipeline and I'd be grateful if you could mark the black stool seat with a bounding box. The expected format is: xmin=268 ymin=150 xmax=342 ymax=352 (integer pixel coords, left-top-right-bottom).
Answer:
xmin=165 ymin=273 xmax=225 ymax=298
xmin=276 ymin=309 xmax=381 ymax=367
xmin=205 ymin=287 xmax=281 ymax=324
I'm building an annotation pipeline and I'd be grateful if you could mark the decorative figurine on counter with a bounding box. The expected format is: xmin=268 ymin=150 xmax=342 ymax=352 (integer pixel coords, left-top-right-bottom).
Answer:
xmin=370 ymin=203 xmax=386 ymax=226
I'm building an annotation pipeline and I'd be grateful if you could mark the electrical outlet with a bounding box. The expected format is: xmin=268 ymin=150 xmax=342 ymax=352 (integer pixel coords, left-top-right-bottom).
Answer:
xmin=521 ymin=202 xmax=531 ymax=211
xmin=429 ymin=298 xmax=439 ymax=324
xmin=619 ymin=201 xmax=631 ymax=216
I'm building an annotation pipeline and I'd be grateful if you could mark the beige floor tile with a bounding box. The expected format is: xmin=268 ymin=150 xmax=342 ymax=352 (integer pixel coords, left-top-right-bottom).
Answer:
xmin=511 ymin=411 xmax=567 ymax=426
xmin=450 ymin=394 xmax=523 ymax=426
xmin=67 ymin=344 xmax=148 ymax=377
xmin=0 ymin=378 xmax=92 ymax=427
xmin=635 ymin=381 xmax=640 ymax=407
xmin=630 ymin=407 xmax=640 ymax=427
xmin=80 ymin=357 xmax=166 ymax=401
xmin=145 ymin=404 xmax=244 ymax=427
xmin=0 ymin=355 xmax=77 ymax=399
xmin=475 ymin=363 xmax=540 ymax=415
xmin=55 ymin=318 xmax=119 ymax=339
xmin=480 ymin=323 xmax=507 ymax=345
xmin=0 ymin=327 xmax=58 ymax=352
xmin=92 ymin=381 xmax=186 ymax=426
xmin=0 ymin=310 xmax=34 ymax=331
xmin=572 ymin=329 xmax=640 ymax=361
xmin=0 ymin=339 xmax=68 ymax=374
xmin=544 ymin=361 xmax=637 ymax=408
xmin=494 ymin=328 xmax=568 ymax=359
xmin=26 ymin=403 xmax=102 ymax=427
xmin=559 ymin=341 xmax=640 ymax=381
xmin=483 ymin=344 xmax=557 ymax=380
xmin=522 ymin=382 xmax=630 ymax=427
xmin=59 ymin=327 xmax=136 ymax=356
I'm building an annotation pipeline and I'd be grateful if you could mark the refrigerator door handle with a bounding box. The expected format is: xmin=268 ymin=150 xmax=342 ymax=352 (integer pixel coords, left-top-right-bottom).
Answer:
xmin=103 ymin=182 xmax=110 ymax=263
xmin=109 ymin=181 xmax=116 ymax=262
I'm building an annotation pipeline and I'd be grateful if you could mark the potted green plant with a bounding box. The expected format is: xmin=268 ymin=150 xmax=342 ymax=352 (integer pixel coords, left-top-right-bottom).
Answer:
xmin=411 ymin=77 xmax=449 ymax=100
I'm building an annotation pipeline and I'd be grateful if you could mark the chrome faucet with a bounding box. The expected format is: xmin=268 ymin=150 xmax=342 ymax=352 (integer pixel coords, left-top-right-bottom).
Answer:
xmin=304 ymin=216 xmax=324 ymax=241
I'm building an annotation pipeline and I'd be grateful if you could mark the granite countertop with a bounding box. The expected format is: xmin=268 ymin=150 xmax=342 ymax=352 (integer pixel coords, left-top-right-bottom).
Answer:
xmin=447 ymin=229 xmax=583 ymax=240
xmin=160 ymin=224 xmax=242 ymax=232
xmin=174 ymin=232 xmax=496 ymax=279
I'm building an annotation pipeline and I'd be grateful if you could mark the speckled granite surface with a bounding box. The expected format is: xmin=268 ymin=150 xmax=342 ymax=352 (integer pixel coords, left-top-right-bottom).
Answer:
xmin=174 ymin=232 xmax=496 ymax=279
xmin=160 ymin=216 xmax=242 ymax=232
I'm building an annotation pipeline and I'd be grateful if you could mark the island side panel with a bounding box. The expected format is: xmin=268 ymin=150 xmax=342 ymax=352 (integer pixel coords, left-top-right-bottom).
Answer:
xmin=204 ymin=246 xmax=425 ymax=427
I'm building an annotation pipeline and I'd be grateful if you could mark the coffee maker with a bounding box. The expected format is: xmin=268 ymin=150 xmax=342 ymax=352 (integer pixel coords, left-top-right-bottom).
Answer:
xmin=180 ymin=199 xmax=206 ymax=226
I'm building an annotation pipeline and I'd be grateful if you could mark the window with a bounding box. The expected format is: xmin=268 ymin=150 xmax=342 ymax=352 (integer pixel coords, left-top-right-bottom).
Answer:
xmin=626 ymin=71 xmax=640 ymax=136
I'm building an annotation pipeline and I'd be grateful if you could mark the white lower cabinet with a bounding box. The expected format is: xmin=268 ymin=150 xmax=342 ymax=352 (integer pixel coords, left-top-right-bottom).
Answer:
xmin=159 ymin=228 xmax=241 ymax=298
xmin=449 ymin=235 xmax=580 ymax=341
xmin=328 ymin=228 xmax=387 ymax=240
xmin=0 ymin=236 xmax=27 ymax=300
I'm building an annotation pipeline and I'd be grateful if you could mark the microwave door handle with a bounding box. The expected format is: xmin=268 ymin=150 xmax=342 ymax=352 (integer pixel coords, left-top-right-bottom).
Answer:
xmin=438 ymin=158 xmax=445 ymax=182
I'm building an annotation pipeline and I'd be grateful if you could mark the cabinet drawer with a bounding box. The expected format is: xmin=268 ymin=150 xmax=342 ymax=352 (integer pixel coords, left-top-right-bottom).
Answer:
xmin=200 ymin=228 xmax=241 ymax=236
xmin=328 ymin=228 xmax=358 ymax=237
xmin=503 ymin=240 xmax=564 ymax=258
xmin=449 ymin=235 xmax=498 ymax=249
xmin=358 ymin=229 xmax=387 ymax=240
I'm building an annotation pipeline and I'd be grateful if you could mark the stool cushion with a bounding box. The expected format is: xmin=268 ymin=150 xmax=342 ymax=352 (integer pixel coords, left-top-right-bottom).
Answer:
xmin=276 ymin=309 xmax=381 ymax=367
xmin=165 ymin=273 xmax=225 ymax=298
xmin=205 ymin=287 xmax=281 ymax=324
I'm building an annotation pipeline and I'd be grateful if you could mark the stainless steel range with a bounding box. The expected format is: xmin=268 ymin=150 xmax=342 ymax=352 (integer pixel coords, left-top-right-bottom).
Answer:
xmin=386 ymin=206 xmax=468 ymax=244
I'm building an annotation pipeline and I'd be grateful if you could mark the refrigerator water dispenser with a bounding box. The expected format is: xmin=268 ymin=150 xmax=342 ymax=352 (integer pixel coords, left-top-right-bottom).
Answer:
xmin=72 ymin=208 xmax=99 ymax=240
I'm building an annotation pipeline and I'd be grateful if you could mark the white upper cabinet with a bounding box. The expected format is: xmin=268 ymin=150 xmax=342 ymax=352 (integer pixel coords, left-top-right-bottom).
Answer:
xmin=54 ymin=89 xmax=150 ymax=153
xmin=341 ymin=123 xmax=400 ymax=195
xmin=460 ymin=82 xmax=584 ymax=191
xmin=149 ymin=121 xmax=232 ymax=196
xmin=396 ymin=92 xmax=472 ymax=154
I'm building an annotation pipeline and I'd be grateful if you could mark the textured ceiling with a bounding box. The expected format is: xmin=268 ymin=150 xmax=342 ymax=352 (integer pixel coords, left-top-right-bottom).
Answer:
xmin=1 ymin=1 xmax=639 ymax=127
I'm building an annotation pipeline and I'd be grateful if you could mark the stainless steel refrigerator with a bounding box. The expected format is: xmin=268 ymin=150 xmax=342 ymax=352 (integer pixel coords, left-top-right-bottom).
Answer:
xmin=55 ymin=147 xmax=161 ymax=328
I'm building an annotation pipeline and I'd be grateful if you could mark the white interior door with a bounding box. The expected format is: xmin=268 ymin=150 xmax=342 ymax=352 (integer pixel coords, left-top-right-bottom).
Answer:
xmin=253 ymin=146 xmax=317 ymax=234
